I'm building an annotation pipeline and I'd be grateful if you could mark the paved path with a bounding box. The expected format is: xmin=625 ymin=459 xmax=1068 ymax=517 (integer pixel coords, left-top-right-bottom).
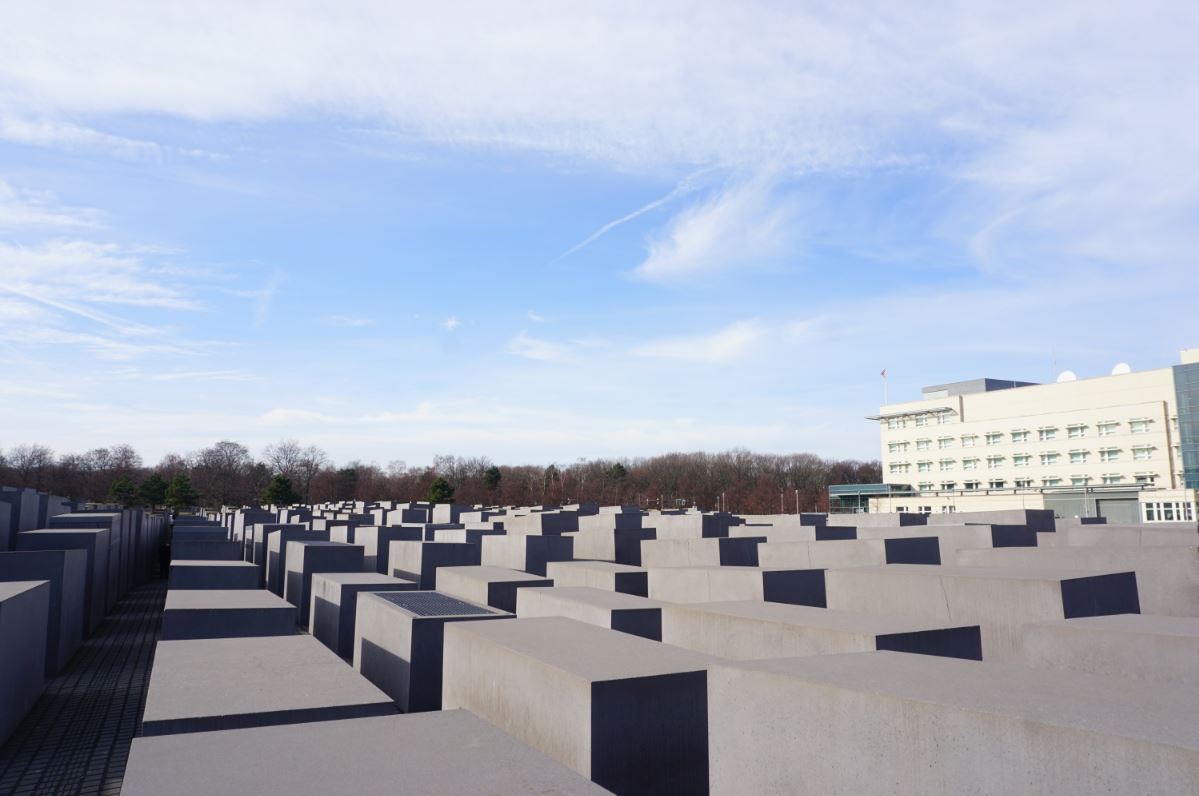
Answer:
xmin=0 ymin=580 xmax=166 ymax=795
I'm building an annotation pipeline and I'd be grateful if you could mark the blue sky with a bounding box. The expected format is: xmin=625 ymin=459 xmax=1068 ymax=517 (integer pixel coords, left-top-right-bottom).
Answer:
xmin=1 ymin=2 xmax=1197 ymax=466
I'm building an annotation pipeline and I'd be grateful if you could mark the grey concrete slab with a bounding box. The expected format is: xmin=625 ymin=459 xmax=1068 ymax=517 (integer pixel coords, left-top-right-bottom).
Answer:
xmin=515 ymin=586 xmax=665 ymax=640
xmin=708 ymin=651 xmax=1199 ymax=794
xmin=927 ymin=508 xmax=1055 ymax=532
xmin=431 ymin=526 xmax=506 ymax=546
xmin=1037 ymin=524 xmax=1198 ymax=548
xmin=570 ymin=526 xmax=655 ymax=565
xmin=283 ymin=541 xmax=365 ymax=626
xmin=171 ymin=526 xmax=228 ymax=543
xmin=0 ymin=580 xmax=49 ymax=747
xmin=479 ymin=534 xmax=572 ymax=576
xmin=647 ymin=512 xmax=738 ymax=540
xmin=640 ymin=537 xmax=765 ymax=568
xmin=309 ymin=572 xmax=417 ymax=658
xmin=389 ymin=541 xmax=480 ymax=589
xmin=955 ymin=544 xmax=1199 ymax=616
xmin=0 ymin=490 xmax=39 ymax=548
xmin=647 ymin=566 xmax=827 ymax=606
xmin=265 ymin=528 xmax=329 ymax=595
xmin=170 ymin=539 xmax=242 ymax=561
xmin=824 ymin=564 xmax=1141 ymax=661
xmin=140 ymin=634 xmax=395 ymax=736
xmin=49 ymin=513 xmax=122 ymax=609
xmin=353 ymin=591 xmax=510 ymax=712
xmin=661 ymin=600 xmax=981 ymax=660
xmin=353 ymin=525 xmax=422 ymax=574
xmin=1022 ymin=613 xmax=1199 ymax=686
xmin=167 ymin=560 xmax=259 ymax=590
xmin=827 ymin=512 xmax=927 ymax=528
xmin=161 ymin=589 xmax=298 ymax=640
xmin=250 ymin=523 xmax=306 ymax=567
xmin=121 ymin=710 xmax=607 ymax=795
xmin=757 ymin=536 xmax=941 ymax=568
xmin=16 ymin=528 xmax=109 ymax=633
xmin=435 ymin=565 xmax=552 ymax=613
xmin=443 ymin=616 xmax=713 ymax=795
xmin=546 ymin=560 xmax=649 ymax=596
xmin=0 ymin=550 xmax=86 ymax=674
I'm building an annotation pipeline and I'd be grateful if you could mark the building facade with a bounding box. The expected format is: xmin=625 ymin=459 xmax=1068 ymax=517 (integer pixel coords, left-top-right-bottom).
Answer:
xmin=865 ymin=349 xmax=1199 ymax=522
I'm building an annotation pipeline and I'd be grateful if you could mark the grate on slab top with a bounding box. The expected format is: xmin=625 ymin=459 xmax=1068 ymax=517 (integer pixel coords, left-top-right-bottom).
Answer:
xmin=377 ymin=591 xmax=496 ymax=617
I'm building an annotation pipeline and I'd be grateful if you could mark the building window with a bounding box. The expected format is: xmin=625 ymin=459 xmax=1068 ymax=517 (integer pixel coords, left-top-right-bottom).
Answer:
xmin=1132 ymin=446 xmax=1154 ymax=461
xmin=1040 ymin=453 xmax=1059 ymax=466
xmin=1069 ymin=451 xmax=1089 ymax=464
xmin=1102 ymin=474 xmax=1123 ymax=484
xmin=1135 ymin=473 xmax=1157 ymax=485
xmin=916 ymin=439 xmax=931 ymax=451
xmin=918 ymin=505 xmax=933 ymax=513
xmin=1070 ymin=476 xmax=1090 ymax=486
xmin=917 ymin=461 xmax=932 ymax=473
xmin=988 ymin=479 xmax=1005 ymax=489
xmin=1143 ymin=501 xmax=1197 ymax=522
xmin=936 ymin=412 xmax=952 ymax=425
xmin=941 ymin=505 xmax=956 ymax=513
xmin=1015 ymin=478 xmax=1033 ymax=488
xmin=938 ymin=437 xmax=954 ymax=449
xmin=1043 ymin=477 xmax=1062 ymax=487
xmin=939 ymin=460 xmax=955 ymax=472
xmin=914 ymin=415 xmax=929 ymax=427
xmin=940 ymin=481 xmax=955 ymax=491
xmin=985 ymin=433 xmax=1003 ymax=445
xmin=889 ymin=463 xmax=909 ymax=475
xmin=887 ymin=418 xmax=904 ymax=430
xmin=1097 ymin=422 xmax=1119 ymax=437
xmin=918 ymin=482 xmax=934 ymax=492
xmin=888 ymin=442 xmax=909 ymax=454
xmin=1011 ymin=430 xmax=1029 ymax=443
xmin=1039 ymin=428 xmax=1058 ymax=441
xmin=963 ymin=480 xmax=981 ymax=490
xmin=1099 ymin=448 xmax=1120 ymax=463
xmin=1013 ymin=454 xmax=1031 ymax=467
xmin=1130 ymin=419 xmax=1152 ymax=434
xmin=962 ymin=458 xmax=978 ymax=471
xmin=961 ymin=435 xmax=977 ymax=447
xmin=986 ymin=456 xmax=1004 ymax=469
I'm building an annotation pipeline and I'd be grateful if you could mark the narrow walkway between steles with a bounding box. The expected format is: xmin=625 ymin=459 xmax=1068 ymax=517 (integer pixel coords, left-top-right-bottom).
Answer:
xmin=0 ymin=580 xmax=166 ymax=796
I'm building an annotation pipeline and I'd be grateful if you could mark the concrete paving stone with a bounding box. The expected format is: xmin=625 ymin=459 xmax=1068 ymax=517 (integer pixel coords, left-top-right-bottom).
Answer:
xmin=647 ymin=566 xmax=827 ymax=606
xmin=707 ymin=650 xmax=1199 ymax=794
xmin=121 ymin=710 xmax=607 ymax=795
xmin=309 ymin=572 xmax=416 ymax=658
xmin=166 ymin=560 xmax=259 ymax=590
xmin=161 ymin=589 xmax=297 ymax=640
xmin=516 ymin=586 xmax=666 ymax=640
xmin=354 ymin=590 xmax=510 ymax=712
xmin=435 ymin=565 xmax=552 ymax=613
xmin=824 ymin=564 xmax=1141 ymax=661
xmin=443 ymin=616 xmax=714 ymax=795
xmin=140 ymin=634 xmax=396 ymax=736
xmin=1022 ymin=613 xmax=1199 ymax=686
xmin=546 ymin=560 xmax=649 ymax=596
xmin=661 ymin=600 xmax=981 ymax=660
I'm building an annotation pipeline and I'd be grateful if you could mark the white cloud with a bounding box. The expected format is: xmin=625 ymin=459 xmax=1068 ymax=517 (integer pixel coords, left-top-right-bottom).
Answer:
xmin=632 ymin=319 xmax=766 ymax=363
xmin=0 ymin=180 xmax=102 ymax=230
xmin=441 ymin=316 xmax=460 ymax=331
xmin=633 ymin=177 xmax=794 ymax=281
xmin=322 ymin=314 xmax=375 ymax=328
xmin=526 ymin=310 xmax=545 ymax=322
xmin=0 ymin=117 xmax=164 ymax=160
xmin=506 ymin=331 xmax=570 ymax=362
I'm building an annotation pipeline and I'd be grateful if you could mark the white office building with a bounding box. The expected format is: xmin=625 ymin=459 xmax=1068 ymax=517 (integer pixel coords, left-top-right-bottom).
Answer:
xmin=858 ymin=348 xmax=1199 ymax=522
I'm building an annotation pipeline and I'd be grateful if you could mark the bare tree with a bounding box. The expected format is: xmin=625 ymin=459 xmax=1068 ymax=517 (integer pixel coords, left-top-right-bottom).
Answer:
xmin=8 ymin=443 xmax=55 ymax=489
xmin=192 ymin=440 xmax=254 ymax=507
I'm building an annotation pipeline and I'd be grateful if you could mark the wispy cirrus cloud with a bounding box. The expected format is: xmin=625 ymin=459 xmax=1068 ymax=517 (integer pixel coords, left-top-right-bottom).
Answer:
xmin=322 ymin=314 xmax=376 ymax=328
xmin=632 ymin=319 xmax=766 ymax=363
xmin=0 ymin=179 xmax=102 ymax=230
xmin=506 ymin=330 xmax=571 ymax=362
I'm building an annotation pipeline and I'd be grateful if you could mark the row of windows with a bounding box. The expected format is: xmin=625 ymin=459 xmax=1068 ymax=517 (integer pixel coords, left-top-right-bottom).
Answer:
xmin=888 ymin=446 xmax=1157 ymax=474
xmin=912 ymin=473 xmax=1157 ymax=492
xmin=886 ymin=419 xmax=1155 ymax=452
xmin=1143 ymin=501 xmax=1196 ymax=522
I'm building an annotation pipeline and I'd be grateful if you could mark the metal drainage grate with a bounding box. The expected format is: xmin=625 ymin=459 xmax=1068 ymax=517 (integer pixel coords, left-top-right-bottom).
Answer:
xmin=377 ymin=591 xmax=495 ymax=617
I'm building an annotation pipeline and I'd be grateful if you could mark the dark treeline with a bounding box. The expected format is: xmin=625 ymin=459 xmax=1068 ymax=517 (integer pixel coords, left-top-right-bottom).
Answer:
xmin=0 ymin=440 xmax=880 ymax=514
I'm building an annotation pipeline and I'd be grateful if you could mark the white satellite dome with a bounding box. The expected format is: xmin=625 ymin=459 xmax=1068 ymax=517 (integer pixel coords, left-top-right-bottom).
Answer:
xmin=1056 ymin=370 xmax=1078 ymax=383
xmin=1111 ymin=362 xmax=1132 ymax=375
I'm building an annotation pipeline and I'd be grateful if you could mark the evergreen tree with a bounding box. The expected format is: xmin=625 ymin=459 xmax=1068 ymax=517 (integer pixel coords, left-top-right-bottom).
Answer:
xmin=107 ymin=474 xmax=137 ymax=506
xmin=136 ymin=473 xmax=168 ymax=507
xmin=426 ymin=476 xmax=455 ymax=504
xmin=164 ymin=474 xmax=200 ymax=511
xmin=261 ymin=474 xmax=301 ymax=506
xmin=483 ymin=465 xmax=502 ymax=493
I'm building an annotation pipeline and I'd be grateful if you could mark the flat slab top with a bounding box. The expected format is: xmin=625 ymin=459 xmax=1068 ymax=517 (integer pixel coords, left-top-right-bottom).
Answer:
xmin=0 ymin=580 xmax=47 ymax=602
xmin=547 ymin=560 xmax=646 ymax=574
xmin=664 ymin=600 xmax=972 ymax=635
xmin=715 ymin=651 xmax=1199 ymax=750
xmin=367 ymin=591 xmax=499 ymax=618
xmin=121 ymin=710 xmax=605 ymax=796
xmin=437 ymin=565 xmax=551 ymax=584
xmin=522 ymin=586 xmax=663 ymax=611
xmin=311 ymin=572 xmax=416 ymax=587
xmin=833 ymin=564 xmax=1131 ymax=581
xmin=169 ymin=559 xmax=257 ymax=569
xmin=647 ymin=565 xmax=818 ymax=575
xmin=1029 ymin=613 xmax=1199 ymax=638
xmin=164 ymin=589 xmax=295 ymax=610
xmin=142 ymin=635 xmax=391 ymax=724
xmin=448 ymin=616 xmax=713 ymax=681
xmin=19 ymin=528 xmax=107 ymax=537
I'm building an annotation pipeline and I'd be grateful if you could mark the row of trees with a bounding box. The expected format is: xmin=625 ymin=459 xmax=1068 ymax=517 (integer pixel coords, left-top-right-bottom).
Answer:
xmin=0 ymin=441 xmax=880 ymax=514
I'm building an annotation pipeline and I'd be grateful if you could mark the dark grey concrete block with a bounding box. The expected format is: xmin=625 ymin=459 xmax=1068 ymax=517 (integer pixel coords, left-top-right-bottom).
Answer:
xmin=0 ymin=550 xmax=86 ymax=673
xmin=167 ymin=560 xmax=259 ymax=590
xmin=16 ymin=528 xmax=109 ymax=633
xmin=0 ymin=580 xmax=49 ymax=746
xmin=161 ymin=589 xmax=298 ymax=640
xmin=283 ymin=541 xmax=365 ymax=626
xmin=309 ymin=572 xmax=417 ymax=658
